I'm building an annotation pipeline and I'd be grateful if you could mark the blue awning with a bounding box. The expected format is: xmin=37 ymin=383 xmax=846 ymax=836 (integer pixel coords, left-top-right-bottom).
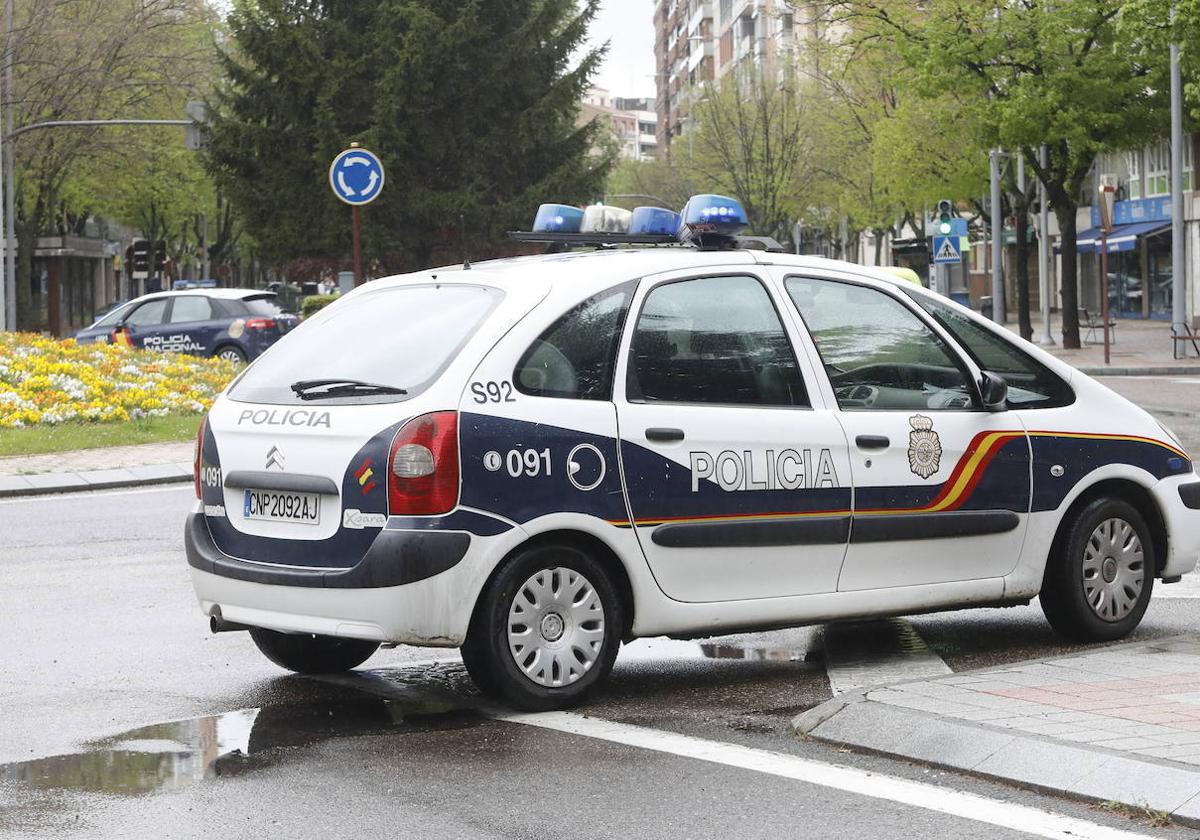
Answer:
xmin=1058 ymin=220 xmax=1172 ymax=253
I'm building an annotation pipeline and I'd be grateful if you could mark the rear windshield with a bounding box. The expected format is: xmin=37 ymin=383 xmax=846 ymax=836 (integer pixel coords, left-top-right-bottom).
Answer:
xmin=218 ymin=294 xmax=284 ymax=317
xmin=229 ymin=283 xmax=502 ymax=405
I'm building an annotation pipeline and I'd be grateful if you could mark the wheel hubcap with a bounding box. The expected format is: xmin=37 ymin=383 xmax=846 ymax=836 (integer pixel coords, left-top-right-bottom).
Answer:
xmin=1082 ymin=517 xmax=1144 ymax=622
xmin=507 ymin=567 xmax=605 ymax=688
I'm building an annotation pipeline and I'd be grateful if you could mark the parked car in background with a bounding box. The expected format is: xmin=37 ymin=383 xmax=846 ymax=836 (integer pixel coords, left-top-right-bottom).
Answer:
xmin=76 ymin=289 xmax=299 ymax=363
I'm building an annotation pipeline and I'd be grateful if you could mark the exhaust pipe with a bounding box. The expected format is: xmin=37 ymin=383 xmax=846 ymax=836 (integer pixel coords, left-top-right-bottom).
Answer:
xmin=209 ymin=608 xmax=252 ymax=634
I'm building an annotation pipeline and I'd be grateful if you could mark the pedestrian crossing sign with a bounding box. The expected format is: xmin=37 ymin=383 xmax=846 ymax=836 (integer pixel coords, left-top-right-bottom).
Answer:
xmin=932 ymin=235 xmax=961 ymax=264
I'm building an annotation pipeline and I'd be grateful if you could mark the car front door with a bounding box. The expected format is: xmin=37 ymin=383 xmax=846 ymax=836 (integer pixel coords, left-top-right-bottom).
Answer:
xmin=614 ymin=270 xmax=853 ymax=603
xmin=779 ymin=273 xmax=1031 ymax=592
xmin=119 ymin=297 xmax=170 ymax=350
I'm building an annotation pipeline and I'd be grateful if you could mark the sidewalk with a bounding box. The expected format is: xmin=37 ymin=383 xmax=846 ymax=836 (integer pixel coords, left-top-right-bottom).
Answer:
xmin=796 ymin=635 xmax=1200 ymax=825
xmin=0 ymin=441 xmax=193 ymax=497
xmin=1003 ymin=313 xmax=1200 ymax=375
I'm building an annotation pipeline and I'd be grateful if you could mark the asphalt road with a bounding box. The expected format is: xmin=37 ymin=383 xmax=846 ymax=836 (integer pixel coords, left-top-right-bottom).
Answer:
xmin=3 ymin=375 xmax=1200 ymax=840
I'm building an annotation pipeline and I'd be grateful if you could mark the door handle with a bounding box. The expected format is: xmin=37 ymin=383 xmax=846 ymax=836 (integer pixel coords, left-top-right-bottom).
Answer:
xmin=855 ymin=435 xmax=890 ymax=450
xmin=645 ymin=427 xmax=685 ymax=443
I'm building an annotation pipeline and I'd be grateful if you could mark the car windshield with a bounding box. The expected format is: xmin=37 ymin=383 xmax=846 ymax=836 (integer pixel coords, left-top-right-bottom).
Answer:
xmin=228 ymin=283 xmax=501 ymax=405
xmin=90 ymin=302 xmax=135 ymax=328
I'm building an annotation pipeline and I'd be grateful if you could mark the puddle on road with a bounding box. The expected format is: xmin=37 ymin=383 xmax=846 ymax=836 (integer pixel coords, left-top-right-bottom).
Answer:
xmin=0 ymin=636 xmax=819 ymax=799
xmin=0 ymin=665 xmax=482 ymax=798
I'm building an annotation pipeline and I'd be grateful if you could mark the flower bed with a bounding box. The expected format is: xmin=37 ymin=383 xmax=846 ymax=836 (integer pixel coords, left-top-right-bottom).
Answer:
xmin=0 ymin=332 xmax=238 ymax=428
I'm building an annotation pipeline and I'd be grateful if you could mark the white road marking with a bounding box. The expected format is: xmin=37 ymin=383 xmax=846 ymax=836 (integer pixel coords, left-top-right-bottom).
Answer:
xmin=497 ymin=711 xmax=1159 ymax=840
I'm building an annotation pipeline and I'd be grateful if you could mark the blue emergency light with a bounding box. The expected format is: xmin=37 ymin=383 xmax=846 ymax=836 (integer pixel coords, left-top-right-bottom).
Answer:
xmin=629 ymin=206 xmax=682 ymax=236
xmin=679 ymin=194 xmax=748 ymax=236
xmin=533 ymin=204 xmax=584 ymax=233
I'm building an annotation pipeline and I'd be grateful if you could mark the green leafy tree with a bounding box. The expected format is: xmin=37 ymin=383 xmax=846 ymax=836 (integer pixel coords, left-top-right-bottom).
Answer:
xmin=830 ymin=0 xmax=1168 ymax=347
xmin=7 ymin=0 xmax=219 ymax=327
xmin=206 ymin=0 xmax=612 ymax=270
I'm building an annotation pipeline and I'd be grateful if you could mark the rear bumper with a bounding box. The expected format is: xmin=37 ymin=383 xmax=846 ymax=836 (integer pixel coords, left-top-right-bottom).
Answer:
xmin=186 ymin=509 xmax=527 ymax=645
xmin=184 ymin=512 xmax=469 ymax=588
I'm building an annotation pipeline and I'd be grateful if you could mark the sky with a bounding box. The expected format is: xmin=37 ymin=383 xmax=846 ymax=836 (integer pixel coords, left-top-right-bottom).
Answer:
xmin=583 ymin=0 xmax=657 ymax=100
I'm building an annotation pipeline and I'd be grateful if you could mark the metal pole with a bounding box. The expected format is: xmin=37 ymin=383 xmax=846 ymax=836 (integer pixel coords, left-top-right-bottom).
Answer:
xmin=200 ymin=212 xmax=208 ymax=282
xmin=990 ymin=148 xmax=1006 ymax=323
xmin=351 ymin=205 xmax=362 ymax=287
xmin=1170 ymin=10 xmax=1187 ymax=354
xmin=0 ymin=31 xmax=5 ymax=331
xmin=1101 ymin=234 xmax=1111 ymax=365
xmin=3 ymin=0 xmax=12 ymax=332
xmin=1038 ymin=145 xmax=1054 ymax=344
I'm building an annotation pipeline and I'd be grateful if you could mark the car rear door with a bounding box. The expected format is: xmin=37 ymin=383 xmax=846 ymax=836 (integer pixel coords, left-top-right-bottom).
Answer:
xmin=164 ymin=295 xmax=222 ymax=355
xmin=776 ymin=271 xmax=1031 ymax=592
xmin=614 ymin=269 xmax=853 ymax=603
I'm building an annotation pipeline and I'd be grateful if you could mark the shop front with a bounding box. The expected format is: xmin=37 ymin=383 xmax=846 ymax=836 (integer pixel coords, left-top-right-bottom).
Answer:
xmin=1071 ymin=197 xmax=1173 ymax=320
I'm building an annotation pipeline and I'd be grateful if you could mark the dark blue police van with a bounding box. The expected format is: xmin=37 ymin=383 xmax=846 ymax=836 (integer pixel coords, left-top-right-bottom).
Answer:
xmin=75 ymin=289 xmax=298 ymax=363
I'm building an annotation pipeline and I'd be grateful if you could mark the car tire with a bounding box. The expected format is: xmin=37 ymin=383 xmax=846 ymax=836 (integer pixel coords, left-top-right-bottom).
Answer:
xmin=1040 ymin=496 xmax=1155 ymax=642
xmin=215 ymin=344 xmax=246 ymax=364
xmin=461 ymin=543 xmax=622 ymax=711
xmin=249 ymin=627 xmax=380 ymax=674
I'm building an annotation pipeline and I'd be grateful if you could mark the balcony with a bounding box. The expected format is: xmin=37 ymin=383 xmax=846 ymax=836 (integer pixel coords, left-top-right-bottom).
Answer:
xmin=687 ymin=2 xmax=712 ymax=37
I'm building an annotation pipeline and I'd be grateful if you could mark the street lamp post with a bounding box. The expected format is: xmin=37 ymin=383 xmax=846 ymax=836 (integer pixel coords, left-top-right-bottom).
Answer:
xmin=989 ymin=148 xmax=1007 ymax=324
xmin=1098 ymin=184 xmax=1116 ymax=366
xmin=1170 ymin=5 xmax=1187 ymax=355
xmin=1038 ymin=145 xmax=1054 ymax=345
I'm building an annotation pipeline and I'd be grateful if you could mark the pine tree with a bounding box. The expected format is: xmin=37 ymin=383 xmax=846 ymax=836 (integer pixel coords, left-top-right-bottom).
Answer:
xmin=205 ymin=0 xmax=611 ymax=269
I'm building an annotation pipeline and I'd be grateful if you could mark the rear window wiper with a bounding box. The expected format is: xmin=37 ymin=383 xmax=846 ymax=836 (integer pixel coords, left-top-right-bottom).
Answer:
xmin=290 ymin=378 xmax=408 ymax=399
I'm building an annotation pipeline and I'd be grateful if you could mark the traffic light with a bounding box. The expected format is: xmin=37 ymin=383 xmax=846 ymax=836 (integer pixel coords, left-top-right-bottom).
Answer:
xmin=130 ymin=239 xmax=151 ymax=274
xmin=152 ymin=240 xmax=167 ymax=274
xmin=936 ymin=200 xmax=954 ymax=235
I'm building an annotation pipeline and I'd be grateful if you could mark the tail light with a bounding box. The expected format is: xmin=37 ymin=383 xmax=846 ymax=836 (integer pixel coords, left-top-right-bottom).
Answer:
xmin=387 ymin=411 xmax=459 ymax=516
xmin=245 ymin=317 xmax=276 ymax=330
xmin=194 ymin=417 xmax=207 ymax=499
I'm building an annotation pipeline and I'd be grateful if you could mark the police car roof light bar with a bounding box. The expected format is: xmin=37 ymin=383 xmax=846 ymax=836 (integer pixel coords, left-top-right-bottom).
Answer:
xmin=511 ymin=194 xmax=783 ymax=252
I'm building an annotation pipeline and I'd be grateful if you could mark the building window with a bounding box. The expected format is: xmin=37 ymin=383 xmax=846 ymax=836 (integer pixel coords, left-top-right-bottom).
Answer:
xmin=1125 ymin=150 xmax=1141 ymax=200
xmin=1147 ymin=140 xmax=1169 ymax=197
xmin=719 ymin=0 xmax=731 ymax=25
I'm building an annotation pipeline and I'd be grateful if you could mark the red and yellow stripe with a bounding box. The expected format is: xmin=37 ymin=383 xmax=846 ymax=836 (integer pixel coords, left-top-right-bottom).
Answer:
xmin=608 ymin=430 xmax=1187 ymax=530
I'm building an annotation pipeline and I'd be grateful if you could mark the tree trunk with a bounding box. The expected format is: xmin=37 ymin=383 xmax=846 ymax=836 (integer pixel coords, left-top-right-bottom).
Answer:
xmin=15 ymin=216 xmax=37 ymax=331
xmin=1015 ymin=204 xmax=1032 ymax=341
xmin=1054 ymin=205 xmax=1080 ymax=348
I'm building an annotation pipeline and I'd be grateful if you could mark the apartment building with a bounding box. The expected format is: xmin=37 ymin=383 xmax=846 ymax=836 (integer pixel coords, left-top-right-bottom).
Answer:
xmin=653 ymin=0 xmax=800 ymax=160
xmin=581 ymin=88 xmax=659 ymax=161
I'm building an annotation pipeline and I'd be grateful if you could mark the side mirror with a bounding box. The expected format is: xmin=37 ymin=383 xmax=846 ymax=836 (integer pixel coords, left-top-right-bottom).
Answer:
xmin=980 ymin=370 xmax=1008 ymax=411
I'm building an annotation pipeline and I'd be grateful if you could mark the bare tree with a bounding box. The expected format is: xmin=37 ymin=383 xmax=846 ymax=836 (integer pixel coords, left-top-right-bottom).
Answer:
xmin=688 ymin=67 xmax=817 ymax=242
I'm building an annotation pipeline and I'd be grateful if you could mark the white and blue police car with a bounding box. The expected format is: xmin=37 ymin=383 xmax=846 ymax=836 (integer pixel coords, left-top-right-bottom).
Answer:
xmin=76 ymin=289 xmax=298 ymax=363
xmin=186 ymin=195 xmax=1200 ymax=710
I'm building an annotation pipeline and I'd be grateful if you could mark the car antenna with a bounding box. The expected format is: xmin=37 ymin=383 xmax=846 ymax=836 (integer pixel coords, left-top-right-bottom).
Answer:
xmin=460 ymin=213 xmax=471 ymax=270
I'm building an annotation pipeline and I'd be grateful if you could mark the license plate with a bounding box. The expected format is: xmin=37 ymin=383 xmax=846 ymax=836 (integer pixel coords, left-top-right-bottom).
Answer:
xmin=242 ymin=489 xmax=320 ymax=525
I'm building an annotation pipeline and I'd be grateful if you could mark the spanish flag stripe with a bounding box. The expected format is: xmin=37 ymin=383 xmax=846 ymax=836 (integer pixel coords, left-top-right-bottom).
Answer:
xmin=609 ymin=431 xmax=1188 ymax=529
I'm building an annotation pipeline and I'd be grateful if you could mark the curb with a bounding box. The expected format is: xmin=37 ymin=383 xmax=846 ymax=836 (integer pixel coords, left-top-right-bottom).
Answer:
xmin=0 ymin=461 xmax=193 ymax=498
xmin=1080 ymin=366 xmax=1200 ymax=376
xmin=793 ymin=636 xmax=1200 ymax=828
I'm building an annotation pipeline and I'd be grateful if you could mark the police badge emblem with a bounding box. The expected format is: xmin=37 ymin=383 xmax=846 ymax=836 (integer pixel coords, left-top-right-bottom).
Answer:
xmin=907 ymin=414 xmax=942 ymax=479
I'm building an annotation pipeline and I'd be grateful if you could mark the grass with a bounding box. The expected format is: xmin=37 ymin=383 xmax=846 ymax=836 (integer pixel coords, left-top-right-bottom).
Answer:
xmin=1097 ymin=800 xmax=1172 ymax=828
xmin=0 ymin=413 xmax=202 ymax=458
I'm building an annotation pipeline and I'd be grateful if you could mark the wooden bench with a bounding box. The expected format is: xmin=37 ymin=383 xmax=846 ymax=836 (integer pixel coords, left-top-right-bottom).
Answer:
xmin=1079 ymin=308 xmax=1117 ymax=345
xmin=1172 ymin=323 xmax=1200 ymax=359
